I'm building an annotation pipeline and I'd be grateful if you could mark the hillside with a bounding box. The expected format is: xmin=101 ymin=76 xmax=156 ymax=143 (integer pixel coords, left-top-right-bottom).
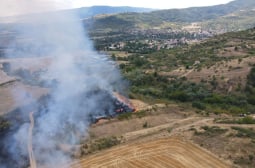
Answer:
xmin=202 ymin=9 xmax=255 ymax=32
xmin=85 ymin=0 xmax=255 ymax=32
xmin=112 ymin=27 xmax=255 ymax=116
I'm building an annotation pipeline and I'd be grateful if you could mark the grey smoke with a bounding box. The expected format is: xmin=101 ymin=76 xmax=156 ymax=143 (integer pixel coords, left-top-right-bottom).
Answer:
xmin=0 ymin=1 xmax=124 ymax=168
xmin=0 ymin=0 xmax=68 ymax=17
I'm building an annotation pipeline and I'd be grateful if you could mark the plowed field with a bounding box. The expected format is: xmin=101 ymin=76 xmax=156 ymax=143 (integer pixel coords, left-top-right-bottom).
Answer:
xmin=69 ymin=138 xmax=230 ymax=168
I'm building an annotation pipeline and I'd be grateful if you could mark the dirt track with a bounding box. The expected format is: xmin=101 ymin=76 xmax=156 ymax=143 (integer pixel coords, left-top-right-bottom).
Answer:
xmin=69 ymin=138 xmax=230 ymax=168
xmin=28 ymin=112 xmax=37 ymax=168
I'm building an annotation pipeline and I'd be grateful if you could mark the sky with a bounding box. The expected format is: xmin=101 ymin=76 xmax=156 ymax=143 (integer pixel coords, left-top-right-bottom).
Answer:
xmin=71 ymin=0 xmax=234 ymax=9
xmin=0 ymin=0 xmax=234 ymax=17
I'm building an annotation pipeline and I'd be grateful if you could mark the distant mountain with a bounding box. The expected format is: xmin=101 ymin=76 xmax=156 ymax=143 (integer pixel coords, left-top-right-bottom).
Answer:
xmin=0 ymin=6 xmax=154 ymax=23
xmin=201 ymin=8 xmax=255 ymax=32
xmin=147 ymin=0 xmax=255 ymax=23
xmin=85 ymin=0 xmax=255 ymax=32
xmin=75 ymin=6 xmax=155 ymax=19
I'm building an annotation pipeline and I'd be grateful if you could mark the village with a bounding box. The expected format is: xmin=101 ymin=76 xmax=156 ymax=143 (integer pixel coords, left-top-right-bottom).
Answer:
xmin=92 ymin=28 xmax=214 ymax=52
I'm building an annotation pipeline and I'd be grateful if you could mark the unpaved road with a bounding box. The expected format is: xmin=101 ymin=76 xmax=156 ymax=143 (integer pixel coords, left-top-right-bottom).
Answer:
xmin=122 ymin=117 xmax=203 ymax=141
xmin=69 ymin=137 xmax=230 ymax=168
xmin=28 ymin=112 xmax=37 ymax=168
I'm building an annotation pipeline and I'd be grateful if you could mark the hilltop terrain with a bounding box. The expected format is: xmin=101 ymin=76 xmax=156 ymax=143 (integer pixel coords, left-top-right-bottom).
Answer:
xmin=85 ymin=0 xmax=255 ymax=33
xmin=1 ymin=1 xmax=255 ymax=168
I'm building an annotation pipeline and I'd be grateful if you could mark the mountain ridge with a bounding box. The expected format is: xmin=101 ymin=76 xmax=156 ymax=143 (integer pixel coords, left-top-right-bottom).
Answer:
xmin=85 ymin=0 xmax=255 ymax=33
xmin=0 ymin=6 xmax=154 ymax=23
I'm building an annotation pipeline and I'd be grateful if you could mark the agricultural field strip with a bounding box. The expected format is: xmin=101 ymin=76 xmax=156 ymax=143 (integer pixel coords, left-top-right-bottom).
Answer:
xmin=69 ymin=138 xmax=229 ymax=168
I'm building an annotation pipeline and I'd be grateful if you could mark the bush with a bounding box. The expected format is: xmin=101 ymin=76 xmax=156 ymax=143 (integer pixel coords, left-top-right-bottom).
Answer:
xmin=169 ymin=91 xmax=189 ymax=102
xmin=143 ymin=121 xmax=148 ymax=128
xmin=238 ymin=116 xmax=255 ymax=124
xmin=192 ymin=101 xmax=206 ymax=110
xmin=118 ymin=112 xmax=132 ymax=120
xmin=0 ymin=117 xmax=10 ymax=132
xmin=195 ymin=126 xmax=228 ymax=136
xmin=167 ymin=127 xmax=172 ymax=133
xmin=205 ymin=94 xmax=224 ymax=104
xmin=119 ymin=63 xmax=126 ymax=69
xmin=232 ymin=127 xmax=255 ymax=139
xmin=91 ymin=136 xmax=120 ymax=151
xmin=217 ymin=116 xmax=255 ymax=124
xmin=248 ymin=95 xmax=255 ymax=105
xmin=135 ymin=110 xmax=146 ymax=118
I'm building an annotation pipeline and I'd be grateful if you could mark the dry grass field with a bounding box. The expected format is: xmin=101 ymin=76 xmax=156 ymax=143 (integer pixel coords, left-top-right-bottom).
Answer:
xmin=69 ymin=138 xmax=230 ymax=168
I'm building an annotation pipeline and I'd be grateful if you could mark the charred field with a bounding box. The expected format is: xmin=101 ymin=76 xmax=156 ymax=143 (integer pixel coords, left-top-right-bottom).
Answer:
xmin=0 ymin=88 xmax=134 ymax=168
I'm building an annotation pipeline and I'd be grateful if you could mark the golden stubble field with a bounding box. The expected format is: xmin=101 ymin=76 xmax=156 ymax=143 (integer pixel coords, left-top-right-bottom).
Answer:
xmin=69 ymin=137 xmax=230 ymax=168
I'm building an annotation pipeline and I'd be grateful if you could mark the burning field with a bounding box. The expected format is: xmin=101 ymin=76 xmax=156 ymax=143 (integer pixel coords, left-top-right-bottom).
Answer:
xmin=0 ymin=87 xmax=135 ymax=168
xmin=0 ymin=1 xmax=135 ymax=168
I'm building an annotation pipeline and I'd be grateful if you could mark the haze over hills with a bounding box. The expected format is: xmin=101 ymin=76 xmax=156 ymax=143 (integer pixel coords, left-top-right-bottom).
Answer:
xmin=75 ymin=6 xmax=154 ymax=19
xmin=0 ymin=6 xmax=154 ymax=23
xmin=1 ymin=0 xmax=254 ymax=33
xmin=85 ymin=0 xmax=255 ymax=33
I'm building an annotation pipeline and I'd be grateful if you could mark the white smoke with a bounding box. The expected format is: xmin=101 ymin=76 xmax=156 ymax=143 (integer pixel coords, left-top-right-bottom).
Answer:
xmin=0 ymin=1 xmax=123 ymax=168
xmin=0 ymin=0 xmax=75 ymax=17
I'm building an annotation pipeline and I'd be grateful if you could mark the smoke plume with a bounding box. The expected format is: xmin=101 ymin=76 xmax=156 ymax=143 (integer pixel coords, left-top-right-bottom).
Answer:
xmin=0 ymin=1 xmax=123 ymax=168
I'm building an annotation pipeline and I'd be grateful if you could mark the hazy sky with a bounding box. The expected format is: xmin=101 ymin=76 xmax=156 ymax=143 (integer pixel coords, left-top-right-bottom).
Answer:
xmin=71 ymin=0 xmax=234 ymax=9
xmin=0 ymin=0 xmax=234 ymax=17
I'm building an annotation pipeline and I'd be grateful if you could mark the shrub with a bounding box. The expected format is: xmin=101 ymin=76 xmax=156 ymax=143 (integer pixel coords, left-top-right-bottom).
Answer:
xmin=143 ymin=121 xmax=148 ymax=128
xmin=238 ymin=116 xmax=255 ymax=124
xmin=91 ymin=136 xmax=120 ymax=151
xmin=195 ymin=126 xmax=228 ymax=136
xmin=232 ymin=127 xmax=255 ymax=139
xmin=135 ymin=110 xmax=146 ymax=118
xmin=0 ymin=117 xmax=10 ymax=132
xmin=192 ymin=101 xmax=206 ymax=110
xmin=169 ymin=91 xmax=189 ymax=102
xmin=117 ymin=112 xmax=132 ymax=120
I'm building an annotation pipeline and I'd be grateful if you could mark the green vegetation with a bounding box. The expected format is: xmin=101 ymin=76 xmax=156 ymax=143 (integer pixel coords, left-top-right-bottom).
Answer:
xmin=118 ymin=110 xmax=149 ymax=120
xmin=194 ymin=126 xmax=228 ymax=137
xmin=167 ymin=127 xmax=173 ymax=133
xmin=246 ymin=66 xmax=255 ymax=105
xmin=237 ymin=116 xmax=255 ymax=124
xmin=80 ymin=136 xmax=121 ymax=156
xmin=134 ymin=110 xmax=147 ymax=118
xmin=119 ymin=28 xmax=255 ymax=72
xmin=86 ymin=0 xmax=255 ymax=33
xmin=123 ymin=65 xmax=253 ymax=115
xmin=217 ymin=116 xmax=255 ymax=124
xmin=117 ymin=112 xmax=132 ymax=120
xmin=87 ymin=0 xmax=255 ymax=55
xmin=202 ymin=9 xmax=255 ymax=32
xmin=117 ymin=28 xmax=255 ymax=116
xmin=232 ymin=126 xmax=255 ymax=139
xmin=234 ymin=155 xmax=255 ymax=167
xmin=143 ymin=121 xmax=148 ymax=128
xmin=0 ymin=117 xmax=10 ymax=133
xmin=90 ymin=136 xmax=120 ymax=151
